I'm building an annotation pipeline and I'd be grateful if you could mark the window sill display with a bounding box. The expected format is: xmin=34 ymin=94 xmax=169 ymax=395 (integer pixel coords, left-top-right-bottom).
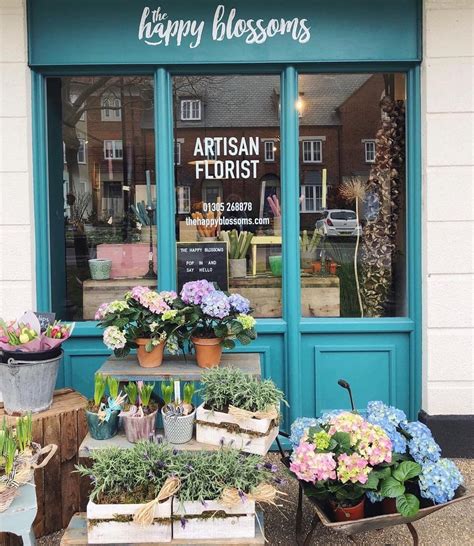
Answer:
xmin=0 ymin=414 xmax=57 ymax=512
xmin=0 ymin=312 xmax=73 ymax=415
xmin=86 ymin=375 xmax=124 ymax=441
xmin=96 ymin=286 xmax=187 ymax=368
xmin=220 ymin=229 xmax=254 ymax=278
xmin=288 ymin=399 xmax=465 ymax=523
xmin=121 ymin=381 xmax=158 ymax=443
xmin=178 ymin=280 xmax=257 ymax=368
xmin=88 ymin=258 xmax=112 ymax=281
xmin=195 ymin=366 xmax=285 ymax=454
xmin=76 ymin=441 xmax=280 ymax=543
xmin=161 ymin=380 xmax=196 ymax=444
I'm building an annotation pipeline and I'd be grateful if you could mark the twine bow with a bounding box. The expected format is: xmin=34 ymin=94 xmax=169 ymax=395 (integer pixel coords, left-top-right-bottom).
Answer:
xmin=228 ymin=405 xmax=279 ymax=421
xmin=133 ymin=476 xmax=181 ymax=525
xmin=220 ymin=483 xmax=284 ymax=508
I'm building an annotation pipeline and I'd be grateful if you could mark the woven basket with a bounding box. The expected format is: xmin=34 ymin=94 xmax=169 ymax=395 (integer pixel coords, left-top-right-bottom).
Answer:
xmin=0 ymin=485 xmax=18 ymax=513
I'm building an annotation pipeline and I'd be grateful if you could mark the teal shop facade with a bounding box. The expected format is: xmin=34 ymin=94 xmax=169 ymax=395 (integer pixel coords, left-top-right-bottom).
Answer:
xmin=26 ymin=0 xmax=422 ymax=430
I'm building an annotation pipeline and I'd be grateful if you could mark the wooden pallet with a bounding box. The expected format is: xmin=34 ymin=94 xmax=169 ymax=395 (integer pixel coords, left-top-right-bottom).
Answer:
xmin=0 ymin=388 xmax=88 ymax=539
xmin=60 ymin=512 xmax=265 ymax=545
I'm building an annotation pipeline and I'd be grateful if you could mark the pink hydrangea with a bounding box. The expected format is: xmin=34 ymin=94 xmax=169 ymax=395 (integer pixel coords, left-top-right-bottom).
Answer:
xmin=180 ymin=280 xmax=216 ymax=305
xmin=357 ymin=423 xmax=392 ymax=465
xmin=290 ymin=442 xmax=336 ymax=483
xmin=337 ymin=453 xmax=370 ymax=484
xmin=131 ymin=286 xmax=171 ymax=315
xmin=95 ymin=303 xmax=109 ymax=321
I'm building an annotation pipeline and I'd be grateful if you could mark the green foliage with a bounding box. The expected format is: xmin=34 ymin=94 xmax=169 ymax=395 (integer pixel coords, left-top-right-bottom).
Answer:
xmin=200 ymin=366 xmax=286 ymax=413
xmin=300 ymin=229 xmax=321 ymax=253
xmin=139 ymin=383 xmax=155 ymax=407
xmin=124 ymin=382 xmax=138 ymax=406
xmin=183 ymin=382 xmax=195 ymax=405
xmin=16 ymin=413 xmax=33 ymax=452
xmin=378 ymin=461 xmax=422 ymax=517
xmin=161 ymin=381 xmax=174 ymax=405
xmin=107 ymin=377 xmax=120 ymax=400
xmin=94 ymin=374 xmax=107 ymax=407
xmin=396 ymin=493 xmax=420 ymax=518
xmin=3 ymin=435 xmax=16 ymax=475
xmin=76 ymin=441 xmax=273 ymax=504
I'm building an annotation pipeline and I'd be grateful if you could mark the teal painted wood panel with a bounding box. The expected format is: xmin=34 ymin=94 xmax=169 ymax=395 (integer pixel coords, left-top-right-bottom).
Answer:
xmin=27 ymin=0 xmax=421 ymax=66
xmin=300 ymin=333 xmax=411 ymax=418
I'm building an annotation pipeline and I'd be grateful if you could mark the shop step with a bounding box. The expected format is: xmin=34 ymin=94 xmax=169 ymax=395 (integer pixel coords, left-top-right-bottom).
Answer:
xmin=60 ymin=511 xmax=265 ymax=545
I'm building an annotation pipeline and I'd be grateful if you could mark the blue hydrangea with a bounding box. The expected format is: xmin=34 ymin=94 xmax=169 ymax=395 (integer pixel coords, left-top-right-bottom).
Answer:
xmin=228 ymin=293 xmax=250 ymax=314
xmin=317 ymin=409 xmax=347 ymax=425
xmin=289 ymin=417 xmax=319 ymax=447
xmin=366 ymin=400 xmax=407 ymax=427
xmin=419 ymin=459 xmax=463 ymax=504
xmin=366 ymin=491 xmax=384 ymax=504
xmin=200 ymin=291 xmax=230 ymax=319
xmin=402 ymin=421 xmax=441 ymax=464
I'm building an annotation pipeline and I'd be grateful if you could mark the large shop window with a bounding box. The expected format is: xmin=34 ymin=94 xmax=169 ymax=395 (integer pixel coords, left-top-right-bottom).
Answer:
xmin=172 ymin=75 xmax=283 ymax=318
xmin=298 ymin=73 xmax=407 ymax=318
xmin=53 ymin=76 xmax=155 ymax=321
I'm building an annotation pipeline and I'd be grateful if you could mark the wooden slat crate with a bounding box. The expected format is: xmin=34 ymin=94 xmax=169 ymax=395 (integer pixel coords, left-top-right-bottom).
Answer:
xmin=0 ymin=388 xmax=88 ymax=543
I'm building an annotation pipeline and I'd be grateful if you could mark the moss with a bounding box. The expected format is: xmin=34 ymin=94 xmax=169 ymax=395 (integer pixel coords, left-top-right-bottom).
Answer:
xmin=195 ymin=419 xmax=275 ymax=438
xmin=88 ymin=516 xmax=171 ymax=529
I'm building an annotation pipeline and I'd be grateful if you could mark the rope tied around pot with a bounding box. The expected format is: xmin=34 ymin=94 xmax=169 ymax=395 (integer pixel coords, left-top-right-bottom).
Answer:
xmin=133 ymin=476 xmax=181 ymax=525
xmin=228 ymin=405 xmax=278 ymax=421
xmin=220 ymin=483 xmax=285 ymax=508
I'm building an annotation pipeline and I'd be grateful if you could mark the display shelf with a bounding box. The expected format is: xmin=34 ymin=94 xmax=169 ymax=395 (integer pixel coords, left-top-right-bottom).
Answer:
xmin=60 ymin=511 xmax=265 ymax=545
xmin=79 ymin=431 xmax=219 ymax=458
xmin=97 ymin=353 xmax=261 ymax=382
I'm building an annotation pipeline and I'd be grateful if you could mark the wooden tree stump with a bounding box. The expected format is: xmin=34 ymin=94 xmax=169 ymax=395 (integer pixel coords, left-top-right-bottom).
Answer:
xmin=0 ymin=388 xmax=88 ymax=542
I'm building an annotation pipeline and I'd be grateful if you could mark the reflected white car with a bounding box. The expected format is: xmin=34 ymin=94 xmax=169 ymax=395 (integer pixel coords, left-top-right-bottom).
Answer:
xmin=315 ymin=209 xmax=362 ymax=237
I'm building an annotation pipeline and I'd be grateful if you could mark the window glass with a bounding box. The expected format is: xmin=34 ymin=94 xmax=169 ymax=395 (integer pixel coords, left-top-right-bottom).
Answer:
xmin=299 ymin=73 xmax=407 ymax=318
xmin=53 ymin=76 xmax=155 ymax=320
xmin=173 ymin=75 xmax=282 ymax=317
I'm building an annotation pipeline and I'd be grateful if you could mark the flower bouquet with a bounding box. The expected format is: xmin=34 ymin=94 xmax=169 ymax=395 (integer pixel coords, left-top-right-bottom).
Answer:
xmin=289 ymin=411 xmax=392 ymax=521
xmin=177 ymin=280 xmax=257 ymax=368
xmin=86 ymin=375 xmax=125 ymax=440
xmin=121 ymin=381 xmax=158 ymax=443
xmin=161 ymin=380 xmax=196 ymax=444
xmin=95 ymin=287 xmax=187 ymax=368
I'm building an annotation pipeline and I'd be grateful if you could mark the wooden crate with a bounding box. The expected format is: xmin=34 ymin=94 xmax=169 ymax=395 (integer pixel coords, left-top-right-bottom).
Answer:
xmin=0 ymin=388 xmax=88 ymax=541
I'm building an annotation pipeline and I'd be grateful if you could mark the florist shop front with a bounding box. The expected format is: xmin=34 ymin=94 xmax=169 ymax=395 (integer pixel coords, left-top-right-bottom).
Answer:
xmin=27 ymin=0 xmax=421 ymax=426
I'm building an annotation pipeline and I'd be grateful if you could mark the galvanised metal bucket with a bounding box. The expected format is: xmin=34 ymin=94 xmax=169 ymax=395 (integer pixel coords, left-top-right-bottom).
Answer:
xmin=0 ymin=350 xmax=62 ymax=415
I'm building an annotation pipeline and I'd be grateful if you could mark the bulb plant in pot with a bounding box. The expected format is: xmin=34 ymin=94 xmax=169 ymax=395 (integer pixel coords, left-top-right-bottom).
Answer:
xmin=177 ymin=280 xmax=257 ymax=368
xmin=220 ymin=229 xmax=253 ymax=278
xmin=121 ymin=381 xmax=158 ymax=443
xmin=289 ymin=411 xmax=393 ymax=521
xmin=86 ymin=375 xmax=124 ymax=441
xmin=196 ymin=366 xmax=286 ymax=454
xmin=161 ymin=380 xmax=196 ymax=444
xmin=95 ymin=287 xmax=186 ymax=368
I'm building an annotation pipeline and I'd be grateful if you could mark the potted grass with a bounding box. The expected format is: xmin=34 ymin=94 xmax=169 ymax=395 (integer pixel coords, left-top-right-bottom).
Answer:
xmin=85 ymin=375 xmax=124 ymax=440
xmin=76 ymin=441 xmax=281 ymax=543
xmin=195 ymin=366 xmax=285 ymax=455
xmin=177 ymin=280 xmax=257 ymax=368
xmin=95 ymin=287 xmax=186 ymax=368
xmin=121 ymin=381 xmax=158 ymax=443
xmin=161 ymin=380 xmax=196 ymax=444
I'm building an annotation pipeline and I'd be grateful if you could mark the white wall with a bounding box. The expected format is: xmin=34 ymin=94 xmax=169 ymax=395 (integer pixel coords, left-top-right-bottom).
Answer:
xmin=423 ymin=0 xmax=474 ymax=414
xmin=0 ymin=0 xmax=35 ymax=317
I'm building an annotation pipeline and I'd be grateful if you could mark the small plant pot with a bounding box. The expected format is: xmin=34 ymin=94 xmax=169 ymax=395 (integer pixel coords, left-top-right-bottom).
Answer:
xmin=301 ymin=250 xmax=316 ymax=269
xmin=328 ymin=261 xmax=338 ymax=275
xmin=86 ymin=409 xmax=120 ymax=440
xmin=312 ymin=261 xmax=322 ymax=274
xmin=229 ymin=258 xmax=247 ymax=278
xmin=331 ymin=498 xmax=365 ymax=522
xmin=273 ymin=216 xmax=281 ymax=236
xmin=89 ymin=259 xmax=112 ymax=280
xmin=269 ymin=255 xmax=282 ymax=277
xmin=161 ymin=408 xmax=196 ymax=444
xmin=122 ymin=410 xmax=157 ymax=443
xmin=191 ymin=337 xmax=223 ymax=368
xmin=135 ymin=338 xmax=164 ymax=368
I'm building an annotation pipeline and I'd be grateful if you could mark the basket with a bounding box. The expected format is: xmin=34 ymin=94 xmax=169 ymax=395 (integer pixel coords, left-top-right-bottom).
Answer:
xmin=0 ymin=485 xmax=18 ymax=512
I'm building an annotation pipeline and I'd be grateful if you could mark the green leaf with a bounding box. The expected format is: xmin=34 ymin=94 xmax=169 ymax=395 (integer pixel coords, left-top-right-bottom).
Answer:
xmin=236 ymin=333 xmax=251 ymax=345
xmin=331 ymin=431 xmax=351 ymax=451
xmin=392 ymin=461 xmax=422 ymax=483
xmin=360 ymin=472 xmax=379 ymax=490
xmin=380 ymin=477 xmax=405 ymax=498
xmin=221 ymin=338 xmax=235 ymax=350
xmin=396 ymin=493 xmax=420 ymax=518
xmin=145 ymin=340 xmax=153 ymax=352
xmin=229 ymin=321 xmax=243 ymax=335
xmin=371 ymin=467 xmax=391 ymax=480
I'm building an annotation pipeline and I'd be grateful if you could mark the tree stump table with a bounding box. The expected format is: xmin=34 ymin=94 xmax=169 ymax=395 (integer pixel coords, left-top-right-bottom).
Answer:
xmin=0 ymin=388 xmax=88 ymax=544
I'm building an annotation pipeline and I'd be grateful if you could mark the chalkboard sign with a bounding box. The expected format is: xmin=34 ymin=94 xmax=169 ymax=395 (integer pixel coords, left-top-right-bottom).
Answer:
xmin=177 ymin=242 xmax=228 ymax=292
xmin=34 ymin=312 xmax=56 ymax=332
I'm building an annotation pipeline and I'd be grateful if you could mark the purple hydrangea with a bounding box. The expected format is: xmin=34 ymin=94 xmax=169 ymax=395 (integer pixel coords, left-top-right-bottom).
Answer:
xmin=201 ymin=291 xmax=230 ymax=319
xmin=228 ymin=293 xmax=250 ymax=314
xmin=180 ymin=280 xmax=215 ymax=305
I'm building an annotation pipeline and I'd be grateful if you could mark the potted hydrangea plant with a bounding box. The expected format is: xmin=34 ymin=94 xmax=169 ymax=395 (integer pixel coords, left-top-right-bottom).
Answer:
xmin=121 ymin=381 xmax=158 ymax=443
xmin=196 ymin=366 xmax=285 ymax=454
xmin=177 ymin=280 xmax=257 ymax=368
xmin=289 ymin=411 xmax=393 ymax=521
xmin=95 ymin=287 xmax=186 ymax=368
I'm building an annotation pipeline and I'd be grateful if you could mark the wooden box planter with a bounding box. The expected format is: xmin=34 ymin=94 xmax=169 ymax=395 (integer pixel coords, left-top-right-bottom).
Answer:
xmin=172 ymin=499 xmax=256 ymax=540
xmin=195 ymin=404 xmax=279 ymax=455
xmin=86 ymin=499 xmax=172 ymax=544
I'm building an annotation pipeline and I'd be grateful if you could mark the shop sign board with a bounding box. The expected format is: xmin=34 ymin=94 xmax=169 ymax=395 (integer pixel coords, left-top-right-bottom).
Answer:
xmin=177 ymin=242 xmax=229 ymax=292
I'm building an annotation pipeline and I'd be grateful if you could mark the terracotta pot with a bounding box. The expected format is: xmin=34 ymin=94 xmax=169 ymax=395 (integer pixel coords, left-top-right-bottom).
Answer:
xmin=331 ymin=498 xmax=365 ymax=522
xmin=191 ymin=337 xmax=223 ymax=368
xmin=135 ymin=338 xmax=164 ymax=368
xmin=122 ymin=409 xmax=157 ymax=443
xmin=382 ymin=497 xmax=397 ymax=514
xmin=329 ymin=261 xmax=338 ymax=275
xmin=312 ymin=261 xmax=322 ymax=274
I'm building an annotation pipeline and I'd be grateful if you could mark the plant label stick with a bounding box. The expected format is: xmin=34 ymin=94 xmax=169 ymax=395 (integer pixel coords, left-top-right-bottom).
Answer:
xmin=174 ymin=380 xmax=181 ymax=404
